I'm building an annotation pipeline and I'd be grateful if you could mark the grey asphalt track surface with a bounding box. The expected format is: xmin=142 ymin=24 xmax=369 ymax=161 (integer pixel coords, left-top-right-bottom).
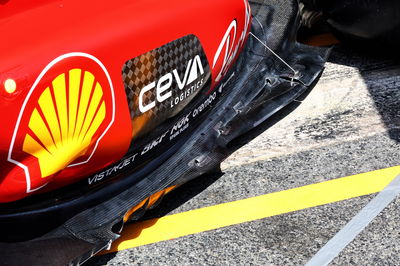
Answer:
xmin=87 ymin=46 xmax=400 ymax=265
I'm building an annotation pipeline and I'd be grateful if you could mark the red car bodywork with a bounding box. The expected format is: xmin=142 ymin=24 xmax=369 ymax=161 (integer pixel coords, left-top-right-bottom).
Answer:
xmin=0 ymin=0 xmax=251 ymax=202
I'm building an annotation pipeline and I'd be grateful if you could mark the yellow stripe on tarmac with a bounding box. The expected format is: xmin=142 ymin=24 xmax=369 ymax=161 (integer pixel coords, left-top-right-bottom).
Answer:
xmin=106 ymin=166 xmax=400 ymax=253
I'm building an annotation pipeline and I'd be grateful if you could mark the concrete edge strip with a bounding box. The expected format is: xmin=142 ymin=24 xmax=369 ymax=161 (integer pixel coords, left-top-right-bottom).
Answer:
xmin=305 ymin=174 xmax=400 ymax=266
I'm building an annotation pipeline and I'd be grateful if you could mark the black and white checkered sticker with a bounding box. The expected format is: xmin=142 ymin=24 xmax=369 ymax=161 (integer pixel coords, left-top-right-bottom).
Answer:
xmin=122 ymin=35 xmax=211 ymax=138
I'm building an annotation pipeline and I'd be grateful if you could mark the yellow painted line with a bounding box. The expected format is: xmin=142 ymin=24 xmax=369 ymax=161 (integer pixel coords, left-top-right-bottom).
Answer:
xmin=105 ymin=166 xmax=400 ymax=253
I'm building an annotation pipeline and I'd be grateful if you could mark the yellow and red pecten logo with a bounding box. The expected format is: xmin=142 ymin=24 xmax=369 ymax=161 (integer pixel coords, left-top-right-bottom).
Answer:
xmin=8 ymin=53 xmax=115 ymax=193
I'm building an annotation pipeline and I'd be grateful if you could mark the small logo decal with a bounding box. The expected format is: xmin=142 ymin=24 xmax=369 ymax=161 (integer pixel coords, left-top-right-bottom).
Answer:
xmin=212 ymin=0 xmax=251 ymax=83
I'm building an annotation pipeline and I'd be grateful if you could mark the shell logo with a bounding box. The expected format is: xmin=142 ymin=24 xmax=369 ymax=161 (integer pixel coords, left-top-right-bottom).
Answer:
xmin=8 ymin=53 xmax=115 ymax=193
xmin=23 ymin=69 xmax=107 ymax=178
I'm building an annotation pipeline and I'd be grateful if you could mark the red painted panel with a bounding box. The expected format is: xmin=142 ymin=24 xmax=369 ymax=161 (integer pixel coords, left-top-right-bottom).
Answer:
xmin=0 ymin=0 xmax=251 ymax=202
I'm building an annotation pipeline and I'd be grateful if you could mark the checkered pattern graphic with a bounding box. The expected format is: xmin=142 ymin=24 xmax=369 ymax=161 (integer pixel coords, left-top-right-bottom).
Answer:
xmin=122 ymin=35 xmax=210 ymax=120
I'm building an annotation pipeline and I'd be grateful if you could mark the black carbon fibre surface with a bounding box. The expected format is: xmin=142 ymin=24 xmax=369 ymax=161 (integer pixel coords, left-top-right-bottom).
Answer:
xmin=0 ymin=1 xmax=328 ymax=265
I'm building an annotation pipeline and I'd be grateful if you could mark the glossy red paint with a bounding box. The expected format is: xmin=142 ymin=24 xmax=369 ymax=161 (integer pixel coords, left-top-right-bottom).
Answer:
xmin=0 ymin=0 xmax=251 ymax=202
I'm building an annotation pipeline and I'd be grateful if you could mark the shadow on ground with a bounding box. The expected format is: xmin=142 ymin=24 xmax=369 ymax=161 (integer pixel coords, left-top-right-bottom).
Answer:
xmin=85 ymin=70 xmax=319 ymax=266
xmin=85 ymin=42 xmax=400 ymax=266
xmin=85 ymin=37 xmax=400 ymax=266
